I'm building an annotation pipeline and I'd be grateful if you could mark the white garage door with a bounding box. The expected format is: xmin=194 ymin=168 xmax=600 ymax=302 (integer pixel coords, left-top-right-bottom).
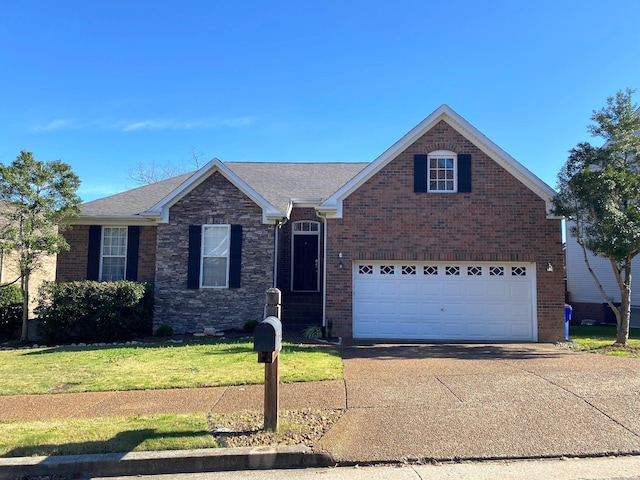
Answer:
xmin=353 ymin=262 xmax=536 ymax=341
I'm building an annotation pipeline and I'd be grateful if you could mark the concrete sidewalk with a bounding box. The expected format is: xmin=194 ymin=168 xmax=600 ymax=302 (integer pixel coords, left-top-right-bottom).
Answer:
xmin=1 ymin=342 xmax=639 ymax=478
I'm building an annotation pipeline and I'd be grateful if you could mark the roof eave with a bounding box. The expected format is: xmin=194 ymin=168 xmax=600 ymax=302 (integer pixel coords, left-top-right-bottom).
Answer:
xmin=69 ymin=215 xmax=161 ymax=226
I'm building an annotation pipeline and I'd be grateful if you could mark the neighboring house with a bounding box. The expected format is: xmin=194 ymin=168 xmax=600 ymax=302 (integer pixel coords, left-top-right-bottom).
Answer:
xmin=565 ymin=227 xmax=640 ymax=326
xmin=564 ymin=106 xmax=640 ymax=327
xmin=56 ymin=105 xmax=565 ymax=342
xmin=0 ymin=242 xmax=56 ymax=318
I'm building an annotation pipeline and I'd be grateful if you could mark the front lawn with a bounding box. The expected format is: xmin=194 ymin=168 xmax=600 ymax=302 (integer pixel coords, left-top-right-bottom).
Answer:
xmin=0 ymin=338 xmax=343 ymax=395
xmin=0 ymin=414 xmax=217 ymax=457
xmin=569 ymin=325 xmax=640 ymax=357
xmin=0 ymin=338 xmax=344 ymax=457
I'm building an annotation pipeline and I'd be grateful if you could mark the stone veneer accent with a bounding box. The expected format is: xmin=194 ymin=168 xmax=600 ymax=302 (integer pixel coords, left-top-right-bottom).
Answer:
xmin=154 ymin=171 xmax=274 ymax=333
xmin=324 ymin=120 xmax=565 ymax=342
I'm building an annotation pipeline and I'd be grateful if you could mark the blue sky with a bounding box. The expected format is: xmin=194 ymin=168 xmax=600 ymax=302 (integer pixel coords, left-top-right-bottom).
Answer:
xmin=1 ymin=0 xmax=639 ymax=202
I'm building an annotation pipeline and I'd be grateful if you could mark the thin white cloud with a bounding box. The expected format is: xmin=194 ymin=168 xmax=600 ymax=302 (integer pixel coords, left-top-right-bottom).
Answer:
xmin=29 ymin=116 xmax=256 ymax=133
xmin=118 ymin=116 xmax=255 ymax=132
xmin=30 ymin=119 xmax=75 ymax=132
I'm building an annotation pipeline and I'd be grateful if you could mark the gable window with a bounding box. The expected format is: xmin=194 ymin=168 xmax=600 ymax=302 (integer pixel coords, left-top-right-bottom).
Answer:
xmin=100 ymin=227 xmax=127 ymax=281
xmin=414 ymin=152 xmax=472 ymax=193
xmin=201 ymin=225 xmax=231 ymax=288
xmin=428 ymin=151 xmax=457 ymax=192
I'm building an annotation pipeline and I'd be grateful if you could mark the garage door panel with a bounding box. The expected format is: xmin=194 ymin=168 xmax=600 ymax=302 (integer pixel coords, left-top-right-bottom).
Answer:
xmin=398 ymin=301 xmax=424 ymax=315
xmin=353 ymin=261 xmax=535 ymax=341
xmin=442 ymin=283 xmax=464 ymax=297
xmin=398 ymin=286 xmax=420 ymax=298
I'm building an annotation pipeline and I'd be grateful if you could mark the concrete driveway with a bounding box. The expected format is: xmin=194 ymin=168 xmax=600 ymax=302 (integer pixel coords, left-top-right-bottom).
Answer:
xmin=317 ymin=342 xmax=640 ymax=463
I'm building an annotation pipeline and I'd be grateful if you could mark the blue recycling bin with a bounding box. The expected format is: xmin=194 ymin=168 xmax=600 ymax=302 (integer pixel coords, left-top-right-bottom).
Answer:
xmin=564 ymin=304 xmax=573 ymax=340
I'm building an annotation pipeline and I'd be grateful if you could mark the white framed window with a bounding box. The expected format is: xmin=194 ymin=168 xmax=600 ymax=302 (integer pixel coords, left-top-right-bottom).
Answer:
xmin=100 ymin=227 xmax=127 ymax=281
xmin=293 ymin=221 xmax=320 ymax=233
xmin=201 ymin=224 xmax=230 ymax=288
xmin=428 ymin=151 xmax=457 ymax=192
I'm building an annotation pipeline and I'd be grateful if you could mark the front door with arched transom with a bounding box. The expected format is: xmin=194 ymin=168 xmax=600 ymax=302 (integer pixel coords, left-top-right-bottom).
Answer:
xmin=291 ymin=221 xmax=320 ymax=292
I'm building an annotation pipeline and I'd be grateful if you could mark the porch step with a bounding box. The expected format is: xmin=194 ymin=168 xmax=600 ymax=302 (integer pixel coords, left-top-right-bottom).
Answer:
xmin=280 ymin=293 xmax=322 ymax=328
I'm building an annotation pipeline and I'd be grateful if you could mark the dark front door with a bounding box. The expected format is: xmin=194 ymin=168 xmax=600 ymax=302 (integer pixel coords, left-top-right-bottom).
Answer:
xmin=293 ymin=235 xmax=319 ymax=291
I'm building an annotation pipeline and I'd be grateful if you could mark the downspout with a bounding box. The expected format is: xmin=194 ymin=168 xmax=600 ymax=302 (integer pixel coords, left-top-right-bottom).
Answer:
xmin=273 ymin=218 xmax=288 ymax=288
xmin=273 ymin=223 xmax=278 ymax=288
xmin=320 ymin=214 xmax=328 ymax=330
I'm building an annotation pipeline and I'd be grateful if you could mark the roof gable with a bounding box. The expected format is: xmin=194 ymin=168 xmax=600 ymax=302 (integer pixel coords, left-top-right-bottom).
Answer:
xmin=77 ymin=161 xmax=366 ymax=224
xmin=147 ymin=158 xmax=283 ymax=224
xmin=318 ymin=104 xmax=558 ymax=218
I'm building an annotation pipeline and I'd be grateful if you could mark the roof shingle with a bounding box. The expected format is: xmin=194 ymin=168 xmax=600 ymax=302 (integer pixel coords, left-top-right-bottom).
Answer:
xmin=80 ymin=162 xmax=366 ymax=218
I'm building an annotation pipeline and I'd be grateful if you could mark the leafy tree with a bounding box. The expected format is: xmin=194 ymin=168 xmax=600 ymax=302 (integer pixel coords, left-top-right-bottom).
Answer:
xmin=0 ymin=151 xmax=81 ymax=341
xmin=553 ymin=89 xmax=640 ymax=345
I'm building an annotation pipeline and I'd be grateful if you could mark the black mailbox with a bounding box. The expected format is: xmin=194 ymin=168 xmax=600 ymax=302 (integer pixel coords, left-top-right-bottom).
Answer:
xmin=253 ymin=316 xmax=282 ymax=353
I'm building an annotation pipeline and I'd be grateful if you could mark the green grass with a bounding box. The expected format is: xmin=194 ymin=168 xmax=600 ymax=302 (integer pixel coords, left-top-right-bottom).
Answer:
xmin=569 ymin=325 xmax=640 ymax=357
xmin=0 ymin=338 xmax=343 ymax=457
xmin=0 ymin=414 xmax=218 ymax=457
xmin=0 ymin=339 xmax=343 ymax=395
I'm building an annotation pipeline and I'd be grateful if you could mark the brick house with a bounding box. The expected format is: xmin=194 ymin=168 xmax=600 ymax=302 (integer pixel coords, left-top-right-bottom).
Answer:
xmin=57 ymin=105 xmax=565 ymax=342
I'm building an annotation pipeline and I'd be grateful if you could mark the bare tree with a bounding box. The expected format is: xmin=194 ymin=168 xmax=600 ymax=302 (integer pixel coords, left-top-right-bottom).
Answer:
xmin=127 ymin=147 xmax=207 ymax=185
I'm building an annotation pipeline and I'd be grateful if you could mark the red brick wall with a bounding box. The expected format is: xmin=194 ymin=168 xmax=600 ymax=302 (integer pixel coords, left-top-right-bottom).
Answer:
xmin=325 ymin=120 xmax=565 ymax=342
xmin=569 ymin=302 xmax=605 ymax=324
xmin=57 ymin=225 xmax=157 ymax=283
xmin=56 ymin=225 xmax=90 ymax=282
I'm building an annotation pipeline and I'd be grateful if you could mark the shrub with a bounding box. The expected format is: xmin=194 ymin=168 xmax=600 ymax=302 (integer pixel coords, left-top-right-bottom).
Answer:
xmin=36 ymin=281 xmax=154 ymax=344
xmin=0 ymin=284 xmax=23 ymax=341
xmin=0 ymin=283 xmax=22 ymax=307
xmin=155 ymin=324 xmax=173 ymax=337
xmin=302 ymin=324 xmax=323 ymax=340
xmin=243 ymin=319 xmax=259 ymax=333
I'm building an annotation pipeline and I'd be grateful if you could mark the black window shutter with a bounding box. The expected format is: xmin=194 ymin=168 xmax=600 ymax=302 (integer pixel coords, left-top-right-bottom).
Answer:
xmin=87 ymin=225 xmax=101 ymax=280
xmin=414 ymin=154 xmax=428 ymax=192
xmin=229 ymin=225 xmax=242 ymax=288
xmin=458 ymin=154 xmax=472 ymax=193
xmin=187 ymin=225 xmax=202 ymax=289
xmin=126 ymin=226 xmax=140 ymax=281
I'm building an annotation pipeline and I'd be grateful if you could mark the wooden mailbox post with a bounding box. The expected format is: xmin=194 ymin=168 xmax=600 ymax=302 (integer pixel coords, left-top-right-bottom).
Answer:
xmin=253 ymin=288 xmax=282 ymax=432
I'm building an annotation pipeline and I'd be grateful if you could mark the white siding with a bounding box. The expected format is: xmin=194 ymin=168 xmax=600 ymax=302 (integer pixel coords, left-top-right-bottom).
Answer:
xmin=565 ymin=222 xmax=640 ymax=305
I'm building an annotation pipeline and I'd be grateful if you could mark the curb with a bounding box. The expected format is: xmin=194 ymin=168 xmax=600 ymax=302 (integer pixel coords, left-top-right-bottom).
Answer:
xmin=0 ymin=445 xmax=334 ymax=479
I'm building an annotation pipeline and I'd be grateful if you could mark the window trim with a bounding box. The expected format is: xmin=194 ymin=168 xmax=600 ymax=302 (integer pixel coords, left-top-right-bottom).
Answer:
xmin=427 ymin=150 xmax=458 ymax=193
xmin=200 ymin=224 xmax=231 ymax=289
xmin=99 ymin=226 xmax=128 ymax=282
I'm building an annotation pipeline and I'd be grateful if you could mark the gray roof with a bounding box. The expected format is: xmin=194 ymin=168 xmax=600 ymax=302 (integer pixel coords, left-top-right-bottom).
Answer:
xmin=226 ymin=162 xmax=366 ymax=214
xmin=81 ymin=172 xmax=195 ymax=216
xmin=80 ymin=162 xmax=367 ymax=218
